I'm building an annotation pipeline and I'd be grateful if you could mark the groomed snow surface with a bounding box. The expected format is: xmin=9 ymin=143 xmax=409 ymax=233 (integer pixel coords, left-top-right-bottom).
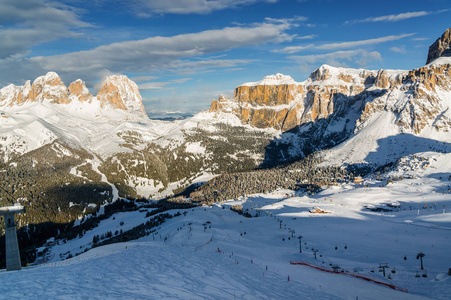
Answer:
xmin=1 ymin=154 xmax=451 ymax=299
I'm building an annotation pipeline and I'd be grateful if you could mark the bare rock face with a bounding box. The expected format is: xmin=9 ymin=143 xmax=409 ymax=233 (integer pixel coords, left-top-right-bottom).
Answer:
xmin=0 ymin=72 xmax=72 ymax=106
xmin=16 ymin=80 xmax=32 ymax=105
xmin=96 ymin=75 xmax=145 ymax=113
xmin=234 ymin=74 xmax=303 ymax=107
xmin=0 ymin=84 xmax=23 ymax=106
xmin=426 ymin=28 xmax=451 ymax=64
xmin=232 ymin=75 xmax=304 ymax=130
xmin=209 ymin=63 xmax=451 ymax=134
xmin=209 ymin=67 xmax=379 ymax=131
xmin=28 ymin=72 xmax=70 ymax=104
xmin=69 ymin=79 xmax=93 ymax=103
xmin=209 ymin=29 xmax=451 ymax=134
xmin=357 ymin=63 xmax=451 ymax=133
xmin=0 ymin=72 xmax=94 ymax=106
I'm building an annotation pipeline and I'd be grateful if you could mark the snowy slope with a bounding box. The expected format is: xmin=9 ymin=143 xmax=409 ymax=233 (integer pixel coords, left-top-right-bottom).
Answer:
xmin=0 ymin=100 xmax=181 ymax=160
xmin=3 ymin=152 xmax=450 ymax=299
xmin=241 ymin=73 xmax=298 ymax=86
xmin=322 ymin=92 xmax=451 ymax=167
xmin=2 ymin=241 xmax=421 ymax=300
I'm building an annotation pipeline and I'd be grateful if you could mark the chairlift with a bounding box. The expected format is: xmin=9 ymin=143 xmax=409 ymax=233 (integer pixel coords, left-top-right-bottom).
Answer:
xmin=415 ymin=272 xmax=420 ymax=278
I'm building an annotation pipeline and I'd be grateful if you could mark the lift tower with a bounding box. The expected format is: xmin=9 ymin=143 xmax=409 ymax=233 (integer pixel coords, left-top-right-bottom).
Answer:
xmin=0 ymin=204 xmax=25 ymax=271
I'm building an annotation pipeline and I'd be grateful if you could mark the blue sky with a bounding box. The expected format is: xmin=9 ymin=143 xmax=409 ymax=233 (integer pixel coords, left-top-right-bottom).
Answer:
xmin=1 ymin=0 xmax=450 ymax=117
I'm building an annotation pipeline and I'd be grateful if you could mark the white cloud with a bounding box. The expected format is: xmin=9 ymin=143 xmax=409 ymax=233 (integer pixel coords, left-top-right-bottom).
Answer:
xmin=135 ymin=0 xmax=279 ymax=16
xmin=265 ymin=16 xmax=307 ymax=23
xmin=138 ymin=78 xmax=192 ymax=90
xmin=169 ymin=59 xmax=251 ymax=75
xmin=289 ymin=49 xmax=382 ymax=68
xmin=0 ymin=19 xmax=294 ymax=87
xmin=390 ymin=46 xmax=406 ymax=54
xmin=171 ymin=78 xmax=192 ymax=84
xmin=129 ymin=75 xmax=159 ymax=83
xmin=30 ymin=22 xmax=292 ymax=74
xmin=345 ymin=8 xmax=450 ymax=24
xmin=139 ymin=82 xmax=171 ymax=90
xmin=296 ymin=34 xmax=316 ymax=40
xmin=273 ymin=34 xmax=413 ymax=54
xmin=0 ymin=0 xmax=92 ymax=59
xmin=273 ymin=44 xmax=314 ymax=54
xmin=316 ymin=34 xmax=415 ymax=50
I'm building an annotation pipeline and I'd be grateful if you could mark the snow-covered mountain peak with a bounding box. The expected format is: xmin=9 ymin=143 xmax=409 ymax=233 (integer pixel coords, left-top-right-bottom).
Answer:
xmin=96 ymin=74 xmax=145 ymax=114
xmin=310 ymin=64 xmax=368 ymax=84
xmin=33 ymin=71 xmax=63 ymax=85
xmin=241 ymin=73 xmax=298 ymax=86
xmin=68 ymin=79 xmax=93 ymax=103
xmin=262 ymin=73 xmax=295 ymax=82
xmin=0 ymin=72 xmax=148 ymax=117
xmin=31 ymin=71 xmax=70 ymax=104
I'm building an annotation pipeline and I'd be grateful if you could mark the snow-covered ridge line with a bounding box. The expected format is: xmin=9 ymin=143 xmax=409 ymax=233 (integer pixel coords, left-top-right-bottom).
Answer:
xmin=239 ymin=65 xmax=409 ymax=88
xmin=0 ymin=71 xmax=147 ymax=117
xmin=426 ymin=56 xmax=451 ymax=67
xmin=241 ymin=73 xmax=298 ymax=86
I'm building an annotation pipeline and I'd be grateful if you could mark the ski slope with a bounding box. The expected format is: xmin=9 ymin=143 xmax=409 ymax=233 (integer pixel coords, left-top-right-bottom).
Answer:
xmin=2 ymin=153 xmax=451 ymax=299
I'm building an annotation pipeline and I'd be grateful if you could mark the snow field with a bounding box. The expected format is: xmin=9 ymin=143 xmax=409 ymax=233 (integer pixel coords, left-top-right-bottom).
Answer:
xmin=2 ymin=160 xmax=450 ymax=299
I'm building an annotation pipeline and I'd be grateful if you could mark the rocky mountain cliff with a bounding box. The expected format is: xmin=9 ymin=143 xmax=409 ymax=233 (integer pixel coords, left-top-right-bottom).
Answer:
xmin=207 ymin=28 xmax=451 ymax=167
xmin=97 ymin=75 xmax=145 ymax=114
xmin=209 ymin=57 xmax=451 ymax=135
xmin=426 ymin=28 xmax=451 ymax=64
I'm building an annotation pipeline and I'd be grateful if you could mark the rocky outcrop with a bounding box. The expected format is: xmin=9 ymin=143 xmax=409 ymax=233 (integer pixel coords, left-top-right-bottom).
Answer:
xmin=0 ymin=72 xmax=71 ymax=106
xmin=68 ymin=79 xmax=93 ymax=103
xmin=358 ymin=62 xmax=451 ymax=132
xmin=96 ymin=75 xmax=145 ymax=113
xmin=0 ymin=73 xmax=146 ymax=115
xmin=209 ymin=67 xmax=395 ymax=131
xmin=209 ymin=29 xmax=451 ymax=134
xmin=234 ymin=74 xmax=303 ymax=106
xmin=209 ymin=75 xmax=304 ymax=130
xmin=426 ymin=28 xmax=451 ymax=64
xmin=29 ymin=72 xmax=71 ymax=104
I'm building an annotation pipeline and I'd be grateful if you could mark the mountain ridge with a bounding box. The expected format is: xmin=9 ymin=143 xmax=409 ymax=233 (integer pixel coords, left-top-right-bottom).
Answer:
xmin=0 ymin=72 xmax=146 ymax=116
xmin=209 ymin=58 xmax=451 ymax=134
